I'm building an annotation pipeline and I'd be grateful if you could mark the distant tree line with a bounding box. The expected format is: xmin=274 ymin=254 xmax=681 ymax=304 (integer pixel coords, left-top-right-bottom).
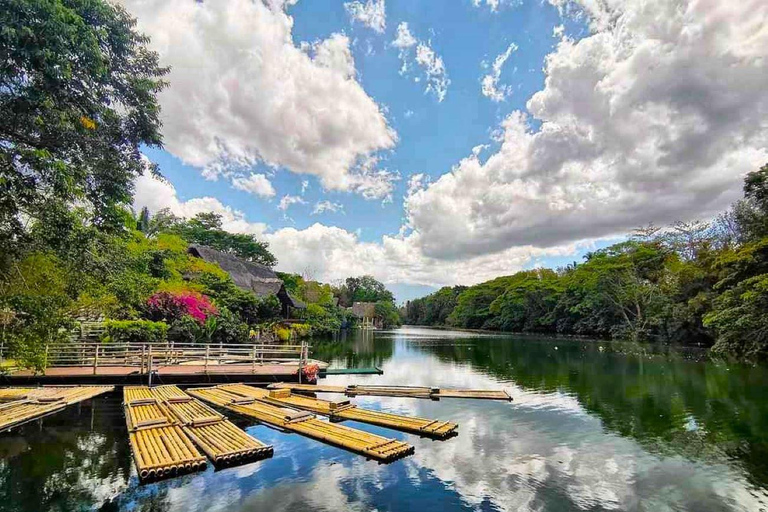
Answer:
xmin=405 ymin=165 xmax=768 ymax=362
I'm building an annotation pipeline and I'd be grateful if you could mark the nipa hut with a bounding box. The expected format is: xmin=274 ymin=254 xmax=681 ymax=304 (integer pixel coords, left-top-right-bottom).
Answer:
xmin=350 ymin=302 xmax=382 ymax=329
xmin=187 ymin=244 xmax=305 ymax=318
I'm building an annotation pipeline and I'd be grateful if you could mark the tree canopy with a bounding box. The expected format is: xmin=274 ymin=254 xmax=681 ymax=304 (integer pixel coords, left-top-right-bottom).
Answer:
xmin=145 ymin=210 xmax=276 ymax=266
xmin=0 ymin=0 xmax=167 ymax=262
xmin=406 ymin=164 xmax=768 ymax=361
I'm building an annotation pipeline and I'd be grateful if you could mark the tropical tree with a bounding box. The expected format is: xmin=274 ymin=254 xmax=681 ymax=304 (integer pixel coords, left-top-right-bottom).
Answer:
xmin=0 ymin=0 xmax=167 ymax=263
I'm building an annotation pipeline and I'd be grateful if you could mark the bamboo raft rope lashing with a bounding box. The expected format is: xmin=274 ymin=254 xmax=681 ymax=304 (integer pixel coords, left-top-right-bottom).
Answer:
xmin=268 ymin=383 xmax=513 ymax=401
xmin=0 ymin=386 xmax=114 ymax=432
xmin=148 ymin=385 xmax=273 ymax=466
xmin=188 ymin=385 xmax=414 ymax=463
xmin=123 ymin=387 xmax=207 ymax=480
xmin=220 ymin=384 xmax=458 ymax=439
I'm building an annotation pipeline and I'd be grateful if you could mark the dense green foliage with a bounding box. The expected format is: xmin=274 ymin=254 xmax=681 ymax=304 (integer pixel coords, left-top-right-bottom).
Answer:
xmin=102 ymin=320 xmax=168 ymax=344
xmin=144 ymin=210 xmax=276 ymax=266
xmin=374 ymin=300 xmax=402 ymax=329
xmin=407 ymin=165 xmax=768 ymax=361
xmin=0 ymin=0 xmax=167 ymax=263
xmin=333 ymin=275 xmax=395 ymax=306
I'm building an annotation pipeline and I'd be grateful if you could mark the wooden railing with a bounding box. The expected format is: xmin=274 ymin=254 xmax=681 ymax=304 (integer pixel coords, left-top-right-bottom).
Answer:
xmin=0 ymin=341 xmax=310 ymax=375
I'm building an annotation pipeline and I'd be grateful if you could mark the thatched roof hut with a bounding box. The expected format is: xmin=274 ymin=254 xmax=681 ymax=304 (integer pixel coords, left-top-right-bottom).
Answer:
xmin=187 ymin=244 xmax=304 ymax=316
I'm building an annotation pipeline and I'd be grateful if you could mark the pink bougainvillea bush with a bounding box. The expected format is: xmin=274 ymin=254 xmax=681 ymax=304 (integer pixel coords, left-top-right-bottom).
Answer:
xmin=145 ymin=291 xmax=218 ymax=324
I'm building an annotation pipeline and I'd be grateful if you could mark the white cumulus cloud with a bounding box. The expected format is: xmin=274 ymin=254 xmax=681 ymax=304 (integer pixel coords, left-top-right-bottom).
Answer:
xmin=344 ymin=0 xmax=386 ymax=33
xmin=118 ymin=0 xmax=397 ymax=199
xmin=133 ymin=171 xmax=586 ymax=286
xmin=134 ymin=170 xmax=267 ymax=235
xmin=406 ymin=0 xmax=768 ymax=259
xmin=231 ymin=173 xmax=276 ymax=198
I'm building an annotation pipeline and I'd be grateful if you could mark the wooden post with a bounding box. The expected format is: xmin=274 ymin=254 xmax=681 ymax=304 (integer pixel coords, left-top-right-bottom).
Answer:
xmin=93 ymin=345 xmax=99 ymax=375
xmin=204 ymin=345 xmax=210 ymax=373
xmin=147 ymin=345 xmax=153 ymax=386
xmin=140 ymin=344 xmax=146 ymax=374
xmin=298 ymin=341 xmax=305 ymax=384
xmin=44 ymin=344 xmax=49 ymax=370
xmin=251 ymin=346 xmax=256 ymax=373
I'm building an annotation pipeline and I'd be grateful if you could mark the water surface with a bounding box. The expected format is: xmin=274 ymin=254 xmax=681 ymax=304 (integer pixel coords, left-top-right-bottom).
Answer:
xmin=1 ymin=327 xmax=767 ymax=511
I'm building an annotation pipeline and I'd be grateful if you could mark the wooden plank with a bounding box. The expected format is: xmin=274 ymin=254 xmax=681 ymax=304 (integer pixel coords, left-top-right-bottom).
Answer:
xmin=123 ymin=387 xmax=206 ymax=481
xmin=189 ymin=385 xmax=414 ymax=463
xmin=270 ymin=383 xmax=512 ymax=401
xmin=0 ymin=386 xmax=113 ymax=432
xmin=148 ymin=385 xmax=272 ymax=466
xmin=222 ymin=384 xmax=458 ymax=439
xmin=268 ymin=383 xmax=347 ymax=393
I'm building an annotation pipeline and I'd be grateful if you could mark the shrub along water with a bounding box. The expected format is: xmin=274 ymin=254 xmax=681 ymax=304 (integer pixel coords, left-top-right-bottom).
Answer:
xmin=406 ymin=165 xmax=768 ymax=362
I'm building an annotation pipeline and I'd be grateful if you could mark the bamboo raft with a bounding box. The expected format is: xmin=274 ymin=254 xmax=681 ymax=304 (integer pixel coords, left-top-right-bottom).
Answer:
xmin=0 ymin=386 xmax=114 ymax=432
xmin=188 ymin=385 xmax=414 ymax=463
xmin=123 ymin=387 xmax=207 ymax=480
xmin=148 ymin=385 xmax=273 ymax=466
xmin=220 ymin=384 xmax=458 ymax=439
xmin=268 ymin=383 xmax=513 ymax=401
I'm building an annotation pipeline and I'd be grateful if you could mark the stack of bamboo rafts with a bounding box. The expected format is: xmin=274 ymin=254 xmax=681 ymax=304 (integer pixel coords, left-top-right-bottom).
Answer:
xmin=188 ymin=385 xmax=415 ymax=463
xmin=149 ymin=385 xmax=273 ymax=466
xmin=0 ymin=386 xmax=114 ymax=432
xmin=268 ymin=383 xmax=513 ymax=401
xmin=123 ymin=387 xmax=207 ymax=480
xmin=219 ymin=384 xmax=458 ymax=439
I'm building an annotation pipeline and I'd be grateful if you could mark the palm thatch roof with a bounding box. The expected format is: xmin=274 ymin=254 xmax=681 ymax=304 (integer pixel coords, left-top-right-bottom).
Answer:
xmin=187 ymin=244 xmax=283 ymax=297
xmin=187 ymin=244 xmax=306 ymax=311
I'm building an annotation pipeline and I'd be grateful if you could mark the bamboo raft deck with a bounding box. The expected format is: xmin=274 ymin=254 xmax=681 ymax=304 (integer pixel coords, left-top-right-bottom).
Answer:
xmin=0 ymin=386 xmax=114 ymax=432
xmin=269 ymin=383 xmax=513 ymax=401
xmin=220 ymin=384 xmax=458 ymax=439
xmin=148 ymin=385 xmax=273 ymax=466
xmin=123 ymin=387 xmax=207 ymax=480
xmin=188 ymin=385 xmax=414 ymax=463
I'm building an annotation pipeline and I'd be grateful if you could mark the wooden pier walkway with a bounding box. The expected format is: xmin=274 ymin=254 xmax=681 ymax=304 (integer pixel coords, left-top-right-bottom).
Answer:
xmin=2 ymin=341 xmax=326 ymax=385
xmin=220 ymin=384 xmax=458 ymax=439
xmin=188 ymin=385 xmax=415 ymax=463
xmin=269 ymin=383 xmax=513 ymax=401
xmin=0 ymin=386 xmax=114 ymax=432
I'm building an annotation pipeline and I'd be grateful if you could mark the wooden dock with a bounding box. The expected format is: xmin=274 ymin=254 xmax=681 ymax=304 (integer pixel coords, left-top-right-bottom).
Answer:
xmin=123 ymin=387 xmax=207 ymax=480
xmin=269 ymin=383 xmax=513 ymax=401
xmin=0 ymin=386 xmax=113 ymax=432
xmin=220 ymin=384 xmax=458 ymax=439
xmin=2 ymin=341 xmax=326 ymax=385
xmin=188 ymin=385 xmax=415 ymax=463
xmin=148 ymin=385 xmax=273 ymax=466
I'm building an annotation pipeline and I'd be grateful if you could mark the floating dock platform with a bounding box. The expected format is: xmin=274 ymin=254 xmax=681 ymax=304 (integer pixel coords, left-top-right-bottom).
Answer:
xmin=188 ymin=385 xmax=414 ymax=463
xmin=220 ymin=384 xmax=458 ymax=439
xmin=149 ymin=385 xmax=273 ymax=466
xmin=123 ymin=387 xmax=207 ymax=480
xmin=269 ymin=383 xmax=513 ymax=401
xmin=0 ymin=386 xmax=114 ymax=432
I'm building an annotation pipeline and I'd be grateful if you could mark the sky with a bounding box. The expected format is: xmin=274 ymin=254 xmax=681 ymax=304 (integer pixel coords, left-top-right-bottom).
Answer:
xmin=125 ymin=0 xmax=768 ymax=302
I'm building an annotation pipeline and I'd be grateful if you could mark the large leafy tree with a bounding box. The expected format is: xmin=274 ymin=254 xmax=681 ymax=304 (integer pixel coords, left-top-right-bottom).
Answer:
xmin=334 ymin=275 xmax=394 ymax=307
xmin=149 ymin=210 xmax=277 ymax=266
xmin=0 ymin=0 xmax=167 ymax=261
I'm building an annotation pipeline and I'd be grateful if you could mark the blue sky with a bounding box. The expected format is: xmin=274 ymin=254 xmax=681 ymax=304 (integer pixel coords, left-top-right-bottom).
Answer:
xmin=128 ymin=0 xmax=768 ymax=302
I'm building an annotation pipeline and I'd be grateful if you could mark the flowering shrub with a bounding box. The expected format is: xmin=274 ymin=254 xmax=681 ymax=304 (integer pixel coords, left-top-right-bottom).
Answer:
xmin=146 ymin=291 xmax=218 ymax=324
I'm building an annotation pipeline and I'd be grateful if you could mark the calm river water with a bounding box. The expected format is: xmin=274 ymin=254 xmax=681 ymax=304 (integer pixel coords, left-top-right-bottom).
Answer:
xmin=1 ymin=327 xmax=767 ymax=511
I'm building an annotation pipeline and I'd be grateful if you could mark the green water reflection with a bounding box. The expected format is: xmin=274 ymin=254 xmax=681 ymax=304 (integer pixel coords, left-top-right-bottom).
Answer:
xmin=0 ymin=327 xmax=766 ymax=511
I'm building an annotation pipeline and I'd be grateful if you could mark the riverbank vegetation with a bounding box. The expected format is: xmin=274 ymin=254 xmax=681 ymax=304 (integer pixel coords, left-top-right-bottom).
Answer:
xmin=406 ymin=165 xmax=768 ymax=362
xmin=0 ymin=0 xmax=401 ymax=370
